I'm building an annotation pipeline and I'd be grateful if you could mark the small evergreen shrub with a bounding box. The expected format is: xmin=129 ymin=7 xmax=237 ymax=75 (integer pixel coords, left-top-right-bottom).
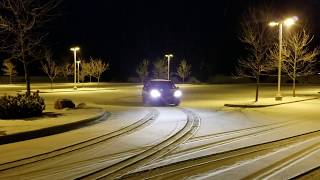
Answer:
xmin=0 ymin=92 xmax=45 ymax=119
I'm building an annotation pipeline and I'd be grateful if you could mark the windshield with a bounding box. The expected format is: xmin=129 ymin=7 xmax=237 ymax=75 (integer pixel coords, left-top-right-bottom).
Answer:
xmin=148 ymin=81 xmax=176 ymax=89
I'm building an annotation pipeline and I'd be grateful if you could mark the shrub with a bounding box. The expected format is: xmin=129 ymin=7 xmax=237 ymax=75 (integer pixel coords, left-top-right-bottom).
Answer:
xmin=0 ymin=92 xmax=46 ymax=119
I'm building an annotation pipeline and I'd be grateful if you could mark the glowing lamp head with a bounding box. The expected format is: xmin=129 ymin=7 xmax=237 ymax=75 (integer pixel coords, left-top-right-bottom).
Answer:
xmin=284 ymin=16 xmax=298 ymax=27
xmin=269 ymin=22 xmax=279 ymax=27
xmin=165 ymin=54 xmax=173 ymax=59
xmin=150 ymin=89 xmax=161 ymax=98
xmin=70 ymin=47 xmax=80 ymax=51
xmin=174 ymin=90 xmax=182 ymax=98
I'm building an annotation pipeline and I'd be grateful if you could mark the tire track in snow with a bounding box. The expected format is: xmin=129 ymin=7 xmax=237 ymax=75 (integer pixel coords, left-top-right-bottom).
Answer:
xmin=120 ymin=130 xmax=320 ymax=179
xmin=155 ymin=119 xmax=301 ymax=163
xmin=0 ymin=108 xmax=159 ymax=172
xmin=188 ymin=120 xmax=295 ymax=143
xmin=125 ymin=113 xmax=303 ymax=173
xmin=244 ymin=139 xmax=320 ymax=179
xmin=79 ymin=108 xmax=201 ymax=180
xmin=291 ymin=165 xmax=320 ymax=179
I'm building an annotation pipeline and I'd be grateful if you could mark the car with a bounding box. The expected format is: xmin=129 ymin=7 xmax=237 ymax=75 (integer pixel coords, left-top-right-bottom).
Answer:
xmin=142 ymin=79 xmax=182 ymax=106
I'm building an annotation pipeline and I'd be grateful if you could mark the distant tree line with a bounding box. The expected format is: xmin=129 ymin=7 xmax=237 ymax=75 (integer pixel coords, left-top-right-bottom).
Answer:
xmin=135 ymin=58 xmax=192 ymax=83
xmin=1 ymin=52 xmax=110 ymax=88
xmin=40 ymin=55 xmax=109 ymax=88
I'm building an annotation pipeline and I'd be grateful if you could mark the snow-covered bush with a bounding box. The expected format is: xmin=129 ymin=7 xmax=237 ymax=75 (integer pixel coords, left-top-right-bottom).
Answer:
xmin=0 ymin=92 xmax=45 ymax=119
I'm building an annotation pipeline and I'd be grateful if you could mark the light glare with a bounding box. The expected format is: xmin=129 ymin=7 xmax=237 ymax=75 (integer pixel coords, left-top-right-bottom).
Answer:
xmin=284 ymin=18 xmax=294 ymax=26
xmin=150 ymin=89 xmax=161 ymax=98
xmin=174 ymin=90 xmax=182 ymax=98
xmin=284 ymin=16 xmax=298 ymax=27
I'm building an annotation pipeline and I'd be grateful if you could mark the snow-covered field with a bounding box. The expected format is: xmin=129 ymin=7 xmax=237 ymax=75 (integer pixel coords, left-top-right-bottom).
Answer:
xmin=0 ymin=83 xmax=320 ymax=179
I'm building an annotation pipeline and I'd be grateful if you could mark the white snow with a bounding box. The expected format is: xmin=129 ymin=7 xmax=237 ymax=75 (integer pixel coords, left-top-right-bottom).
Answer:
xmin=0 ymin=108 xmax=104 ymax=135
xmin=0 ymin=83 xmax=320 ymax=179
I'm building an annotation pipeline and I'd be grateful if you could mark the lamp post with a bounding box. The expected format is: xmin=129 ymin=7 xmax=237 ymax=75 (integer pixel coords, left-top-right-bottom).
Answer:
xmin=70 ymin=47 xmax=80 ymax=90
xmin=165 ymin=54 xmax=173 ymax=80
xmin=269 ymin=16 xmax=297 ymax=101
xmin=76 ymin=60 xmax=81 ymax=83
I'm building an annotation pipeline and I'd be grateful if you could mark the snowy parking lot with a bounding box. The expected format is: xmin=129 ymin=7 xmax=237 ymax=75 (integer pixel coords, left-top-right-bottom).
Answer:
xmin=0 ymin=83 xmax=320 ymax=179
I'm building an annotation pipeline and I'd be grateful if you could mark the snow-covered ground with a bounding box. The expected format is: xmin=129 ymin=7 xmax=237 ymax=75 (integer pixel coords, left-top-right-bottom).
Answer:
xmin=0 ymin=108 xmax=105 ymax=136
xmin=0 ymin=83 xmax=320 ymax=179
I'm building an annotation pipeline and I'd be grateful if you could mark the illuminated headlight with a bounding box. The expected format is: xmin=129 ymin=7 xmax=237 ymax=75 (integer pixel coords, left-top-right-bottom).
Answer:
xmin=150 ymin=89 xmax=161 ymax=98
xmin=174 ymin=90 xmax=182 ymax=98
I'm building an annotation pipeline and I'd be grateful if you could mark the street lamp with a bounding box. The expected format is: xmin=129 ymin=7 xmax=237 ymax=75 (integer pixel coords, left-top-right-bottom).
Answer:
xmin=269 ymin=16 xmax=298 ymax=101
xmin=76 ymin=60 xmax=81 ymax=83
xmin=165 ymin=54 xmax=173 ymax=80
xmin=70 ymin=46 xmax=80 ymax=90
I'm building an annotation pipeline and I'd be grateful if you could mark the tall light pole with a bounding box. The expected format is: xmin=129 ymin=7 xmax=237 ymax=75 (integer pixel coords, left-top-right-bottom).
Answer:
xmin=70 ymin=47 xmax=80 ymax=90
xmin=269 ymin=16 xmax=297 ymax=101
xmin=165 ymin=54 xmax=173 ymax=80
xmin=76 ymin=60 xmax=81 ymax=83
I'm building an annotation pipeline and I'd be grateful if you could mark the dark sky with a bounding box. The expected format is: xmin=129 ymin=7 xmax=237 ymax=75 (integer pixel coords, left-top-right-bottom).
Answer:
xmin=47 ymin=0 xmax=320 ymax=81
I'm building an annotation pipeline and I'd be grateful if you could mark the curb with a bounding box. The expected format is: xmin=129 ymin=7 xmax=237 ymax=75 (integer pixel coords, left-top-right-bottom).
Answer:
xmin=17 ymin=88 xmax=117 ymax=94
xmin=0 ymin=110 xmax=110 ymax=145
xmin=224 ymin=97 xmax=319 ymax=108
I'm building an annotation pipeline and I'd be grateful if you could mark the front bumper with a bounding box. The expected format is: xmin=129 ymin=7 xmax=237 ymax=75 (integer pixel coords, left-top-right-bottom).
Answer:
xmin=144 ymin=95 xmax=180 ymax=105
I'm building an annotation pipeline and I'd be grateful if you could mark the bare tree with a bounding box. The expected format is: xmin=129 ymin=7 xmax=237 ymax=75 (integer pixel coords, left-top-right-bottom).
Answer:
xmin=0 ymin=0 xmax=59 ymax=95
xmin=177 ymin=59 xmax=191 ymax=83
xmin=78 ymin=59 xmax=95 ymax=83
xmin=92 ymin=58 xmax=109 ymax=83
xmin=87 ymin=58 xmax=96 ymax=82
xmin=77 ymin=58 xmax=87 ymax=82
xmin=235 ymin=7 xmax=274 ymax=102
xmin=79 ymin=61 xmax=88 ymax=82
xmin=270 ymin=28 xmax=320 ymax=97
xmin=2 ymin=58 xmax=17 ymax=84
xmin=153 ymin=58 xmax=167 ymax=79
xmin=136 ymin=59 xmax=149 ymax=83
xmin=41 ymin=50 xmax=59 ymax=89
xmin=59 ymin=63 xmax=73 ymax=81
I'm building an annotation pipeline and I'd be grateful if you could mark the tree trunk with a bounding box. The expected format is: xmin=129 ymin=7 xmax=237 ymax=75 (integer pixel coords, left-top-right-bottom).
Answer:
xmin=293 ymin=62 xmax=296 ymax=97
xmin=293 ymin=77 xmax=296 ymax=97
xmin=9 ymin=74 xmax=12 ymax=84
xmin=23 ymin=63 xmax=31 ymax=96
xmin=90 ymin=76 xmax=92 ymax=83
xmin=21 ymin=37 xmax=30 ymax=95
xmin=98 ymin=77 xmax=100 ymax=84
xmin=182 ymin=77 xmax=184 ymax=83
xmin=255 ymin=76 xmax=260 ymax=102
xmin=51 ymin=79 xmax=53 ymax=90
xmin=293 ymin=53 xmax=297 ymax=97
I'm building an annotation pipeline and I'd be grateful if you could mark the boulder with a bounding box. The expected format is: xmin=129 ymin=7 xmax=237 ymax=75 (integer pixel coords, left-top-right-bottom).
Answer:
xmin=54 ymin=99 xmax=75 ymax=109
xmin=76 ymin=103 xmax=87 ymax=109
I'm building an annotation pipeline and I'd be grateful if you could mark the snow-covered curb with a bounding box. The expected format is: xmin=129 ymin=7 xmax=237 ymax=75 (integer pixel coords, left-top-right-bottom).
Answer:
xmin=18 ymin=88 xmax=117 ymax=94
xmin=0 ymin=108 xmax=109 ymax=145
xmin=224 ymin=97 xmax=319 ymax=108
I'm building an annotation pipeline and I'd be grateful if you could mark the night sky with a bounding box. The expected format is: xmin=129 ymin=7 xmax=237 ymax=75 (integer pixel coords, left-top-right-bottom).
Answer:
xmin=46 ymin=0 xmax=320 ymax=81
